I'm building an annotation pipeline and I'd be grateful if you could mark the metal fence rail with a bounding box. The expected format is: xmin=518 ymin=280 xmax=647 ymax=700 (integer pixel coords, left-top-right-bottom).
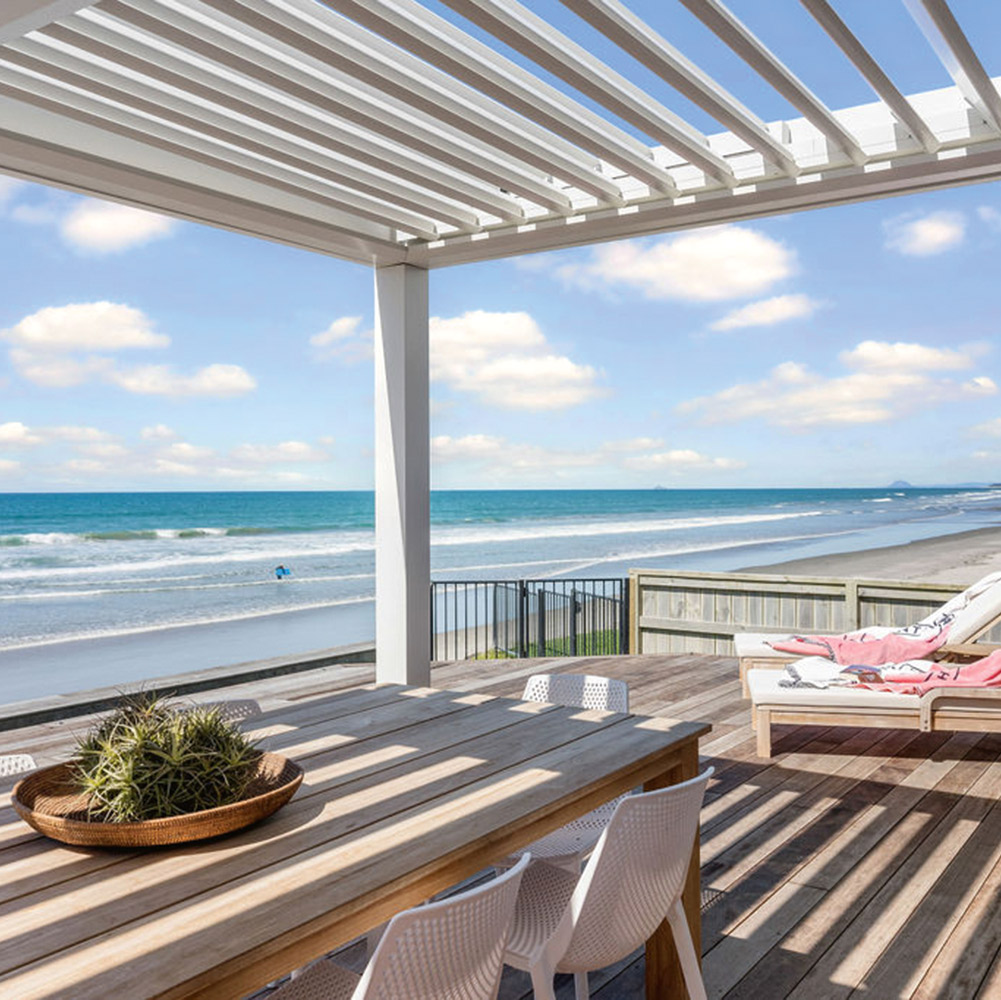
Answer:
xmin=431 ymin=578 xmax=629 ymax=661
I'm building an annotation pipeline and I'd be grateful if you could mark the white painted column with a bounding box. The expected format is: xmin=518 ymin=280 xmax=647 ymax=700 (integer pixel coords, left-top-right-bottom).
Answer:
xmin=374 ymin=263 xmax=430 ymax=686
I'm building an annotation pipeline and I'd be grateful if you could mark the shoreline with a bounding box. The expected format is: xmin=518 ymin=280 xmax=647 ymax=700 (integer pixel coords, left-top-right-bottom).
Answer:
xmin=739 ymin=524 xmax=1001 ymax=584
xmin=6 ymin=519 xmax=1001 ymax=706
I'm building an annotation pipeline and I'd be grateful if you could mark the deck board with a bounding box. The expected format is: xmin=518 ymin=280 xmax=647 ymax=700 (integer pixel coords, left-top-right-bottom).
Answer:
xmin=5 ymin=652 xmax=1001 ymax=999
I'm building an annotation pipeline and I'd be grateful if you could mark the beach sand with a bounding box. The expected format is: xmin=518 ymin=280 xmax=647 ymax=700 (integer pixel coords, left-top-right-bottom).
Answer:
xmin=739 ymin=524 xmax=1001 ymax=585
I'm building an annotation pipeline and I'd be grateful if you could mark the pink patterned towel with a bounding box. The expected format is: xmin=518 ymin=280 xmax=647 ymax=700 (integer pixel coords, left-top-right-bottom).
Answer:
xmin=769 ymin=629 xmax=949 ymax=667
xmin=858 ymin=650 xmax=1001 ymax=695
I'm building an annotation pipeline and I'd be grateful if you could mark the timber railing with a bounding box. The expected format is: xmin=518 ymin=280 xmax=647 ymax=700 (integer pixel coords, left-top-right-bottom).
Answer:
xmin=630 ymin=569 xmax=1001 ymax=655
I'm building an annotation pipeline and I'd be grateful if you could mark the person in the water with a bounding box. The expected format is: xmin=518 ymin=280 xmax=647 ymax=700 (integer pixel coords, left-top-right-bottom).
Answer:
xmin=274 ymin=565 xmax=291 ymax=580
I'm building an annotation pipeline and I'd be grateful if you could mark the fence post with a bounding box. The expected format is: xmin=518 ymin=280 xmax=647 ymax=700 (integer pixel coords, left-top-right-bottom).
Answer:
xmin=518 ymin=581 xmax=527 ymax=658
xmin=844 ymin=579 xmax=860 ymax=630
xmin=620 ymin=577 xmax=629 ymax=654
xmin=570 ymin=586 xmax=578 ymax=656
xmin=629 ymin=572 xmax=639 ymax=655
xmin=538 ymin=588 xmax=546 ymax=657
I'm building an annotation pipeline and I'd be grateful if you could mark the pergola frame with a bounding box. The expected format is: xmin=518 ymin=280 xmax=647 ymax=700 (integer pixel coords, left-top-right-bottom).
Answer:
xmin=2 ymin=0 xmax=1000 ymax=685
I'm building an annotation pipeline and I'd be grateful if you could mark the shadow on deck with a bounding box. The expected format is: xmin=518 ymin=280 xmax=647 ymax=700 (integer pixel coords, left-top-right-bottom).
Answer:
xmin=6 ymin=652 xmax=1001 ymax=999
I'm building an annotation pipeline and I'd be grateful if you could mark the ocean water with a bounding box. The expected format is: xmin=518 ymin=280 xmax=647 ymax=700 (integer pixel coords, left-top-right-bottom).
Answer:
xmin=2 ymin=487 xmax=1001 ymax=653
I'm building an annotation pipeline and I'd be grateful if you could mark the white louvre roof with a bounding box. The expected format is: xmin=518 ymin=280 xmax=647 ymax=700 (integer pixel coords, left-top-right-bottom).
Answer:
xmin=2 ymin=0 xmax=1001 ymax=268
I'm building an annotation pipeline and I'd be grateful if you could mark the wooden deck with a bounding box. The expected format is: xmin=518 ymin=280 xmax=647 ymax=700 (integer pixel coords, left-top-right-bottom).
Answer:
xmin=5 ymin=652 xmax=1001 ymax=999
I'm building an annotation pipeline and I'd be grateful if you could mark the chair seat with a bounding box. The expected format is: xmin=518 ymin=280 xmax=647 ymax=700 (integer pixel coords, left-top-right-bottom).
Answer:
xmin=499 ymin=798 xmax=622 ymax=869
xmin=505 ymin=861 xmax=579 ymax=969
xmin=272 ymin=959 xmax=360 ymax=1000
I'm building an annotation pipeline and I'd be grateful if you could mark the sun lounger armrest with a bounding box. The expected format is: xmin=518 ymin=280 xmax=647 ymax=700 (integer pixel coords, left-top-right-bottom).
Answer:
xmin=919 ymin=686 xmax=1001 ymax=731
xmin=937 ymin=642 xmax=1001 ymax=661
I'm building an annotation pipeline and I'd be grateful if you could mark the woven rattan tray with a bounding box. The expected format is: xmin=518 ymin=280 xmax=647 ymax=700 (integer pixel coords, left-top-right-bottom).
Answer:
xmin=11 ymin=752 xmax=303 ymax=848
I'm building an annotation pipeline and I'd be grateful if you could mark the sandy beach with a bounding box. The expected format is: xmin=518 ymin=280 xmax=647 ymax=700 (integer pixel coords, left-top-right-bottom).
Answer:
xmin=739 ymin=524 xmax=1001 ymax=585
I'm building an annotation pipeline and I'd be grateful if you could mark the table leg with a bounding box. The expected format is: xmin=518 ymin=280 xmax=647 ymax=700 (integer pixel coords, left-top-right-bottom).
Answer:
xmin=643 ymin=740 xmax=701 ymax=999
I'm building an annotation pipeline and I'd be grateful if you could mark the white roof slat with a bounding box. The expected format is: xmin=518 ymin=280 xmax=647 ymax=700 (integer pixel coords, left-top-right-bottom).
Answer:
xmin=801 ymin=0 xmax=939 ymax=153
xmin=905 ymin=0 xmax=1001 ymax=135
xmin=312 ymin=0 xmax=677 ymax=197
xmin=188 ymin=0 xmax=627 ymax=207
xmin=97 ymin=0 xmax=576 ymax=217
xmin=0 ymin=1 xmax=95 ymax=45
xmin=10 ymin=32 xmax=487 ymax=232
xmin=0 ymin=59 xmax=444 ymax=241
xmin=680 ymin=0 xmax=868 ymax=167
xmin=48 ymin=13 xmax=524 ymax=223
xmin=560 ymin=0 xmax=799 ymax=177
xmin=441 ymin=0 xmax=737 ymax=188
xmin=0 ymin=95 xmax=405 ymax=262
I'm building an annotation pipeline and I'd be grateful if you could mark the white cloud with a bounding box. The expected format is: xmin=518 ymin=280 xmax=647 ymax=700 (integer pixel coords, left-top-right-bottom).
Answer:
xmin=0 ymin=178 xmax=24 ymax=206
xmin=79 ymin=442 xmax=128 ymax=459
xmin=885 ymin=211 xmax=966 ymax=256
xmin=679 ymin=343 xmax=997 ymax=429
xmin=141 ymin=424 xmax=177 ymax=441
xmin=62 ymin=458 xmax=107 ymax=474
xmin=109 ymin=363 xmax=256 ymax=397
xmin=972 ymin=417 xmax=1001 ymax=437
xmin=710 ymin=293 xmax=819 ymax=331
xmin=978 ymin=206 xmax=1001 ymax=232
xmin=433 ymin=434 xmax=742 ymax=480
xmin=163 ymin=442 xmax=215 ymax=461
xmin=231 ymin=441 xmax=328 ymax=463
xmin=840 ymin=340 xmax=978 ymax=373
xmin=60 ymin=200 xmax=177 ymax=253
xmin=430 ymin=310 xmax=602 ymax=410
xmin=550 ymin=226 xmax=796 ymax=302
xmin=0 ymin=421 xmax=42 ymax=447
xmin=622 ymin=449 xmax=745 ymax=471
xmin=0 ymin=459 xmax=21 ymax=473
xmin=309 ymin=316 xmax=373 ymax=362
xmin=2 ymin=302 xmax=169 ymax=352
xmin=152 ymin=458 xmax=200 ymax=477
xmin=44 ymin=425 xmax=112 ymax=443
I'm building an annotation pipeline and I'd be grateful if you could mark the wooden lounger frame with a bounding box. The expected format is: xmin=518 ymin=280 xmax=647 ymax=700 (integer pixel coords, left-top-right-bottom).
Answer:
xmin=753 ymin=686 xmax=1001 ymax=757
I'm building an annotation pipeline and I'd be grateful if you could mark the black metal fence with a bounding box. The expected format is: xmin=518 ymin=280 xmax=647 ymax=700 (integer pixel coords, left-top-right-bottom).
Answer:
xmin=431 ymin=578 xmax=629 ymax=661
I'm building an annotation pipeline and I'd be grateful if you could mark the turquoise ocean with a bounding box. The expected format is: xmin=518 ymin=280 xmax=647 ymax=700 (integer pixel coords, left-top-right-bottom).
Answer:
xmin=3 ymin=487 xmax=1001 ymax=654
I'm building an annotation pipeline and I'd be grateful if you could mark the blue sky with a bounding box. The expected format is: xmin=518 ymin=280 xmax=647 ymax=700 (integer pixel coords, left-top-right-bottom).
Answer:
xmin=2 ymin=1 xmax=1001 ymax=492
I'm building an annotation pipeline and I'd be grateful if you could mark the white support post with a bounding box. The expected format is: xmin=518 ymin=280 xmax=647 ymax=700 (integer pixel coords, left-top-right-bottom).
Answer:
xmin=374 ymin=263 xmax=430 ymax=686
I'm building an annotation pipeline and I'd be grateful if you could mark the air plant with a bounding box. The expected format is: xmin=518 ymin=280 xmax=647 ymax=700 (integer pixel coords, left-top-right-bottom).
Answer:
xmin=74 ymin=693 xmax=261 ymax=822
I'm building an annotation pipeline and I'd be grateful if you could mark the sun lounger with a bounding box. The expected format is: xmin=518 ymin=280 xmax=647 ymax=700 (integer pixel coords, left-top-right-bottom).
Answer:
xmin=748 ymin=654 xmax=1001 ymax=757
xmin=737 ymin=571 xmax=1001 ymax=696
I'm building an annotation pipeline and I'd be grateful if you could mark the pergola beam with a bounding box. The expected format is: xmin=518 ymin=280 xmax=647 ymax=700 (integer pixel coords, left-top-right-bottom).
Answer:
xmin=192 ymin=0 xmax=627 ymax=206
xmin=441 ymin=0 xmax=736 ymax=187
xmin=314 ymin=0 xmax=678 ymax=196
xmin=905 ymin=0 xmax=1001 ymax=135
xmin=801 ymin=0 xmax=940 ymax=153
xmin=561 ymin=0 xmax=799 ymax=176
xmin=99 ymin=0 xmax=576 ymax=216
xmin=0 ymin=0 xmax=94 ymax=44
xmin=680 ymin=0 xmax=867 ymax=167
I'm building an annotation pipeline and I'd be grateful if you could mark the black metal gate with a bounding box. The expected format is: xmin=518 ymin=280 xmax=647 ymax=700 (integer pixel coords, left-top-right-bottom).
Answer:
xmin=430 ymin=578 xmax=629 ymax=660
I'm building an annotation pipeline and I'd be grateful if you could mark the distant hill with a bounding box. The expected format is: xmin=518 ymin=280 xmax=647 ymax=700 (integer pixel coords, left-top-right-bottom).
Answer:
xmin=888 ymin=480 xmax=913 ymax=489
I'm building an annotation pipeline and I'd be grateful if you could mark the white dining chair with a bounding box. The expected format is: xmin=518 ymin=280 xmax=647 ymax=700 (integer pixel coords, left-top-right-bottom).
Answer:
xmin=272 ymin=854 xmax=530 ymax=1000
xmin=499 ymin=674 xmax=630 ymax=873
xmin=504 ymin=768 xmax=712 ymax=1000
xmin=0 ymin=753 xmax=36 ymax=778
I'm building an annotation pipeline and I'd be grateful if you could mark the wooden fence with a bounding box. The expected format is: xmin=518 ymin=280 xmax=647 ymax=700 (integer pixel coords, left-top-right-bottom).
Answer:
xmin=629 ymin=569 xmax=1001 ymax=655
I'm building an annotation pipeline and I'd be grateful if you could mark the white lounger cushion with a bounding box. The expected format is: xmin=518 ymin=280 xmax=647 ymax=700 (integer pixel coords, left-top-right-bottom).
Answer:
xmin=747 ymin=668 xmax=921 ymax=709
xmin=734 ymin=628 xmax=894 ymax=660
xmin=736 ymin=570 xmax=1001 ymax=660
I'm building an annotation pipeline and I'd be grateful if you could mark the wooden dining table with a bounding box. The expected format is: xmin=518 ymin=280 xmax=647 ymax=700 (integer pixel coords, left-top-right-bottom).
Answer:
xmin=0 ymin=683 xmax=709 ymax=999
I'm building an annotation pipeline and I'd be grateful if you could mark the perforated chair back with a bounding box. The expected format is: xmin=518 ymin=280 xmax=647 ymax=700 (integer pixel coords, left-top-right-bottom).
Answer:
xmin=559 ymin=769 xmax=712 ymax=973
xmin=357 ymin=854 xmax=530 ymax=1000
xmin=522 ymin=674 xmax=629 ymax=714
xmin=0 ymin=754 xmax=36 ymax=778
xmin=193 ymin=699 xmax=262 ymax=725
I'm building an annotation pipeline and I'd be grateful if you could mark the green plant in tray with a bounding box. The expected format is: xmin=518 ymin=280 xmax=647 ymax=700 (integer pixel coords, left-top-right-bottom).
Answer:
xmin=74 ymin=693 xmax=261 ymax=822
